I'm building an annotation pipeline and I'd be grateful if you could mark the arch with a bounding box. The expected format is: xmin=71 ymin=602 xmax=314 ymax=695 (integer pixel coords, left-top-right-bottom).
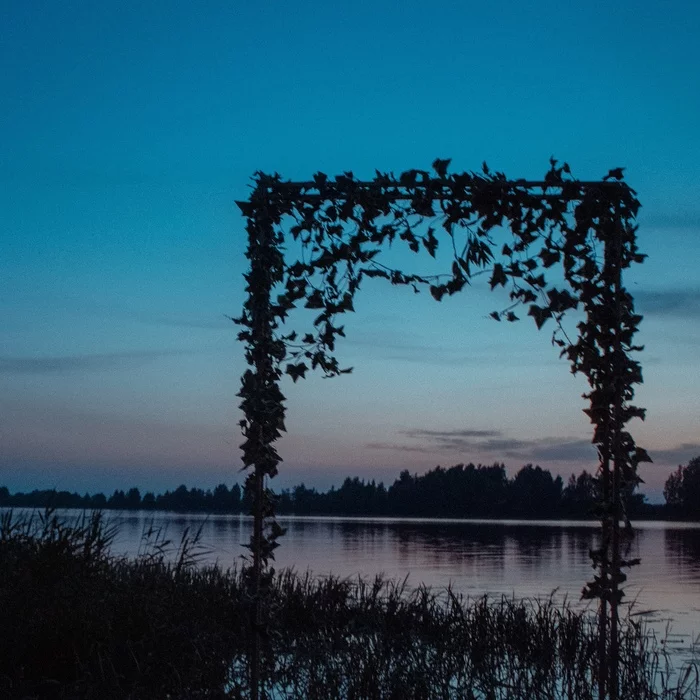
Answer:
xmin=235 ymin=158 xmax=648 ymax=699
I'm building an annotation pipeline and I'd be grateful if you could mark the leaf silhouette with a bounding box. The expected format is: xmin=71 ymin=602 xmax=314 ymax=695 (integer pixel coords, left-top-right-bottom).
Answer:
xmin=432 ymin=158 xmax=451 ymax=177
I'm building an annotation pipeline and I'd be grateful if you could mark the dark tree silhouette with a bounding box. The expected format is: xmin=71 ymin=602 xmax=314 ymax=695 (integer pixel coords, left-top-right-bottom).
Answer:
xmin=508 ymin=464 xmax=563 ymax=517
xmin=1 ymin=466 xmax=654 ymax=520
xmin=561 ymin=470 xmax=597 ymax=516
xmin=664 ymin=456 xmax=700 ymax=519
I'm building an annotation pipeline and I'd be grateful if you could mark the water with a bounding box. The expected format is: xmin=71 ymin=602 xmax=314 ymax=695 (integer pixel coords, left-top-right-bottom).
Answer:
xmin=12 ymin=509 xmax=700 ymax=656
xmin=101 ymin=513 xmax=700 ymax=647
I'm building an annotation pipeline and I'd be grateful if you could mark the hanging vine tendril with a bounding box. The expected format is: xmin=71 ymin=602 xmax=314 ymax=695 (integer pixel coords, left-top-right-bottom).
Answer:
xmin=235 ymin=158 xmax=648 ymax=699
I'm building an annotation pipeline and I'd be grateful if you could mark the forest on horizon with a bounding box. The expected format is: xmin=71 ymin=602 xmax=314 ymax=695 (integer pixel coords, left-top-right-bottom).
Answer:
xmin=3 ymin=458 xmax=699 ymax=519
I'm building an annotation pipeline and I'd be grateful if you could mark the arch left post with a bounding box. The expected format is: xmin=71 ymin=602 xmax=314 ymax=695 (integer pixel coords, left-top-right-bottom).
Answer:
xmin=235 ymin=181 xmax=287 ymax=699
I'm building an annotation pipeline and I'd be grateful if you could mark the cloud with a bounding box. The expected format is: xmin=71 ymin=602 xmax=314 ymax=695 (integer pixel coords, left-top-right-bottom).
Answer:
xmin=644 ymin=443 xmax=700 ymax=466
xmin=0 ymin=350 xmax=181 ymax=374
xmin=367 ymin=427 xmax=596 ymax=464
xmin=345 ymin=337 xmax=479 ymax=366
xmin=402 ymin=429 xmax=502 ymax=439
xmin=635 ymin=288 xmax=700 ymax=319
xmin=638 ymin=213 xmax=700 ymax=229
xmin=345 ymin=336 xmax=553 ymax=368
xmin=400 ymin=429 xmax=530 ymax=454
xmin=521 ymin=438 xmax=596 ymax=462
xmin=365 ymin=442 xmax=435 ymax=454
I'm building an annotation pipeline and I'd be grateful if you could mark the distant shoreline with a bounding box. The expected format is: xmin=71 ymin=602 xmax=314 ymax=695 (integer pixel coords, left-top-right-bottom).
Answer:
xmin=2 ymin=459 xmax=694 ymax=521
xmin=0 ymin=496 xmax=680 ymax=522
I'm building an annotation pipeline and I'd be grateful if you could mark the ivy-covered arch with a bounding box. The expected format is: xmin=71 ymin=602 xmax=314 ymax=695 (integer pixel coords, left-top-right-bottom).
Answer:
xmin=235 ymin=159 xmax=648 ymax=699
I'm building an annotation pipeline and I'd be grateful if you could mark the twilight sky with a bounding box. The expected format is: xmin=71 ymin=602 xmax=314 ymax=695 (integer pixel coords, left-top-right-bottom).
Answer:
xmin=1 ymin=1 xmax=699 ymax=502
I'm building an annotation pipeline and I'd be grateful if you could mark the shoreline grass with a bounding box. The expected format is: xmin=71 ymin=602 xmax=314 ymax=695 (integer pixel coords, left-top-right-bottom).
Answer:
xmin=1 ymin=509 xmax=698 ymax=699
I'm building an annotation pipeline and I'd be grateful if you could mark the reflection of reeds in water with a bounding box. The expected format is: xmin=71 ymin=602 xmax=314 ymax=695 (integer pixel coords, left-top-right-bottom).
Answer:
xmin=0 ymin=509 xmax=698 ymax=699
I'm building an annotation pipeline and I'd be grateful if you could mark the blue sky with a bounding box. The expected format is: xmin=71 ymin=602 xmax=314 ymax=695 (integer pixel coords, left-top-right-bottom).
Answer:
xmin=1 ymin=1 xmax=698 ymax=502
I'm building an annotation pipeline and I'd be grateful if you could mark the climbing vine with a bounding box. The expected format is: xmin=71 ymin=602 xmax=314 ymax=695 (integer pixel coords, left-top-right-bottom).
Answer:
xmin=235 ymin=159 xmax=648 ymax=699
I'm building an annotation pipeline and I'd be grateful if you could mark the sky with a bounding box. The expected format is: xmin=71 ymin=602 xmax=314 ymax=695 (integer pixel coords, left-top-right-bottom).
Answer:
xmin=1 ymin=1 xmax=699 ymax=503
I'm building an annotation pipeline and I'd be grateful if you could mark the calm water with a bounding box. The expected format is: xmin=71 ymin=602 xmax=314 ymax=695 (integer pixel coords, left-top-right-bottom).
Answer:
xmin=14 ymin=510 xmax=700 ymax=653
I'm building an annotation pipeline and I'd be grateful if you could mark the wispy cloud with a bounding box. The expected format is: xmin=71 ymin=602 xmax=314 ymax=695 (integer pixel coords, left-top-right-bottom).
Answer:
xmin=644 ymin=443 xmax=700 ymax=466
xmin=365 ymin=442 xmax=436 ymax=454
xmin=345 ymin=337 xmax=475 ymax=366
xmin=367 ymin=427 xmax=596 ymax=464
xmin=638 ymin=213 xmax=700 ymax=229
xmin=0 ymin=350 xmax=181 ymax=374
xmin=368 ymin=427 xmax=700 ymax=470
xmin=402 ymin=429 xmax=502 ymax=439
xmin=636 ymin=288 xmax=700 ymax=319
xmin=523 ymin=438 xmax=596 ymax=462
xmin=399 ymin=429 xmax=530 ymax=454
xmin=344 ymin=335 xmax=550 ymax=368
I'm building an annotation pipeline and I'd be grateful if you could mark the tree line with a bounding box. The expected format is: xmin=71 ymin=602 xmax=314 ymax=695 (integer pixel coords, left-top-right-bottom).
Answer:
xmin=7 ymin=457 xmax=699 ymax=518
xmin=1 ymin=457 xmax=697 ymax=518
xmin=663 ymin=456 xmax=700 ymax=519
xmin=0 ymin=482 xmax=245 ymax=513
xmin=275 ymin=464 xmax=656 ymax=519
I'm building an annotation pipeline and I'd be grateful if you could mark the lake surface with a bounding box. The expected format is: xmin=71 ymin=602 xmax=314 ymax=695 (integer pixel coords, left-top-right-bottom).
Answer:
xmin=14 ymin=509 xmax=700 ymax=657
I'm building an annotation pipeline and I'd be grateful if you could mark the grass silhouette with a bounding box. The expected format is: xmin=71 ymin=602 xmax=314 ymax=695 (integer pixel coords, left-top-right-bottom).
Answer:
xmin=0 ymin=509 xmax=697 ymax=698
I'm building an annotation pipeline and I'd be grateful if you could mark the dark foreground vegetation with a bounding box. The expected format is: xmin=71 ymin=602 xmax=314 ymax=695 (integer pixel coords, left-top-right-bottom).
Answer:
xmin=1 ymin=510 xmax=698 ymax=699
xmin=8 ymin=457 xmax=697 ymax=519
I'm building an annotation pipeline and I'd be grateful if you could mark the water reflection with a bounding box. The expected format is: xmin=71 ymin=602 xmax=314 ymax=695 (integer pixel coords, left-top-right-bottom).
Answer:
xmin=666 ymin=527 xmax=700 ymax=572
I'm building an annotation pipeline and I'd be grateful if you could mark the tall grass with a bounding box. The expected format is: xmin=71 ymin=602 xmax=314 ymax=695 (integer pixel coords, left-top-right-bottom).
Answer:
xmin=0 ymin=509 xmax=697 ymax=699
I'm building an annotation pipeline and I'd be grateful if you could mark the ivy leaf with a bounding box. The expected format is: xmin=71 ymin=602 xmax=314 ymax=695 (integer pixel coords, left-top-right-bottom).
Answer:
xmin=399 ymin=170 xmax=418 ymax=186
xmin=634 ymin=446 xmax=653 ymax=464
xmin=489 ymin=263 xmax=507 ymax=289
xmin=517 ymin=289 xmax=537 ymax=304
xmin=430 ymin=285 xmax=445 ymax=302
xmin=528 ymin=304 xmax=551 ymax=329
xmin=539 ymin=248 xmax=560 ymax=267
xmin=236 ymin=200 xmax=255 ymax=217
xmin=603 ymin=167 xmax=626 ymax=181
xmin=489 ymin=311 xmax=501 ymax=321
xmin=286 ymin=362 xmax=308 ymax=382
xmin=457 ymin=258 xmax=471 ymax=276
xmin=432 ymin=158 xmax=451 ymax=177
xmin=305 ymin=289 xmax=325 ymax=309
xmin=547 ymin=288 xmax=578 ymax=312
xmin=401 ymin=228 xmax=420 ymax=253
xmin=339 ymin=293 xmax=355 ymax=312
xmin=506 ymin=311 xmax=519 ymax=322
xmin=422 ymin=227 xmax=438 ymax=257
xmin=525 ymin=273 xmax=546 ymax=289
xmin=288 ymin=261 xmax=306 ymax=277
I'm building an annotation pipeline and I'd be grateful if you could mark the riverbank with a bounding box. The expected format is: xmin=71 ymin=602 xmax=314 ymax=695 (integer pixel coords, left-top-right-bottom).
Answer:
xmin=1 ymin=509 xmax=697 ymax=699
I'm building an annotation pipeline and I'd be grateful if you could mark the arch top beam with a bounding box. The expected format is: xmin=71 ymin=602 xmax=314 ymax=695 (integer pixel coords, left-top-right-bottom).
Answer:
xmin=238 ymin=177 xmax=633 ymax=210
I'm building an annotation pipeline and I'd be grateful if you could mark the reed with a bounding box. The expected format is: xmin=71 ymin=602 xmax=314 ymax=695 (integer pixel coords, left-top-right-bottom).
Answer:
xmin=0 ymin=510 xmax=697 ymax=699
